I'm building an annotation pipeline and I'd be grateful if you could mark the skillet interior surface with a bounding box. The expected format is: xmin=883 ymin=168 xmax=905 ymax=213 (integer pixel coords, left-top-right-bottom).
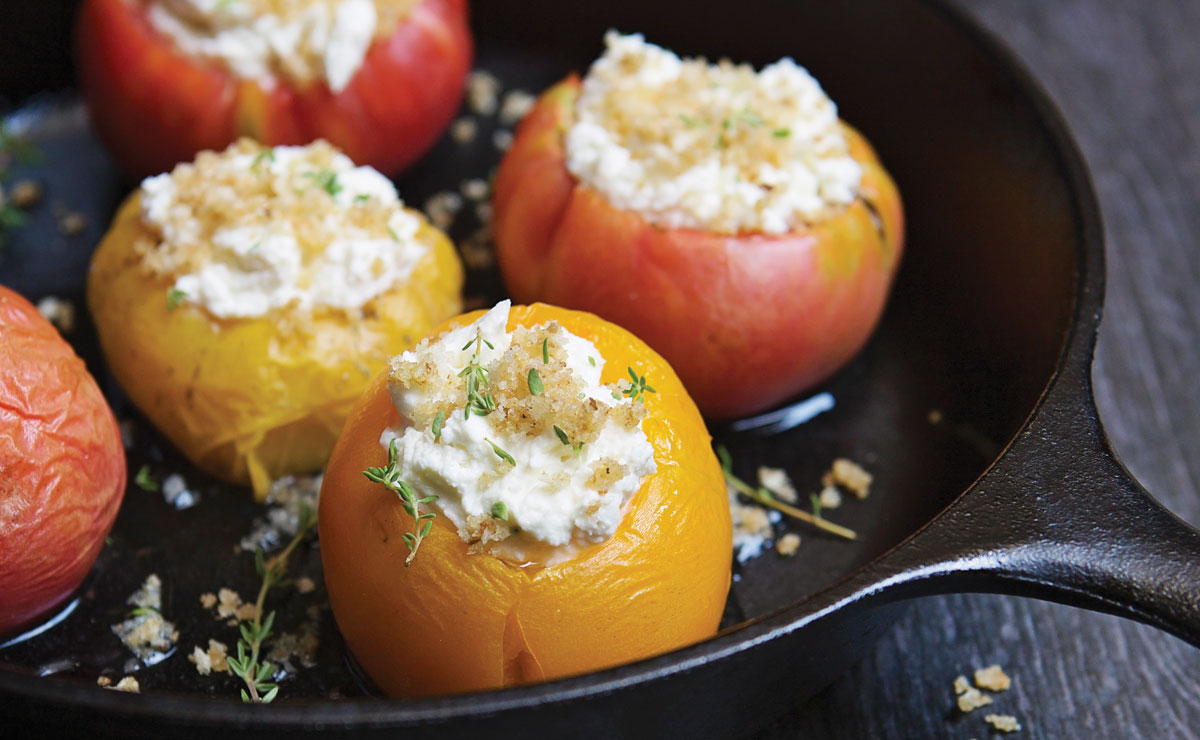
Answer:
xmin=0 ymin=0 xmax=1082 ymax=733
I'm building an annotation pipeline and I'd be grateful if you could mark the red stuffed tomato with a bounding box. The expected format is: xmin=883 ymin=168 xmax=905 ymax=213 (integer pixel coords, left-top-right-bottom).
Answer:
xmin=76 ymin=0 xmax=472 ymax=178
xmin=492 ymin=38 xmax=904 ymax=420
xmin=0 ymin=286 xmax=126 ymax=636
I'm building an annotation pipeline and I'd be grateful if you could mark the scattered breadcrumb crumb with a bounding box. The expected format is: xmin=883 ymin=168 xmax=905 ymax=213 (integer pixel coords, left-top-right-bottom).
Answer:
xmin=466 ymin=70 xmax=501 ymax=115
xmin=295 ymin=577 xmax=316 ymax=595
xmin=459 ymin=226 xmax=495 ymax=270
xmin=957 ymin=686 xmax=994 ymax=713
xmin=111 ymin=574 xmax=178 ymax=664
xmin=460 ymin=178 xmax=489 ymax=202
xmin=238 ymin=474 xmax=322 ymax=553
xmin=112 ymin=676 xmax=140 ymax=693
xmin=423 ymin=191 xmax=463 ymax=230
xmin=215 ymin=588 xmax=243 ymax=619
xmin=974 ymin=664 xmax=1012 ymax=692
xmin=492 ymin=129 xmax=514 ymax=151
xmin=450 ymin=117 xmax=478 ymax=144
xmin=161 ymin=472 xmax=198 ymax=509
xmin=831 ymin=458 xmax=872 ymax=499
xmin=499 ymin=89 xmax=537 ymax=125
xmin=266 ymin=619 xmax=320 ymax=670
xmin=953 ymin=675 xmax=971 ymax=695
xmin=817 ymin=484 xmax=842 ymax=509
xmin=984 ymin=714 xmax=1021 ymax=733
xmin=96 ymin=676 xmax=112 ymax=687
xmin=757 ymin=466 xmax=798 ymax=503
xmin=199 ymin=592 xmax=217 ymax=609
xmin=36 ymin=295 xmax=75 ymax=333
xmin=189 ymin=639 xmax=231 ymax=675
xmin=775 ymin=533 xmax=801 ymax=556
xmin=729 ymin=484 xmax=780 ymax=562
xmin=10 ymin=179 xmax=41 ymax=208
xmin=57 ymin=211 xmax=86 ymax=236
xmin=928 ymin=409 xmax=943 ymax=424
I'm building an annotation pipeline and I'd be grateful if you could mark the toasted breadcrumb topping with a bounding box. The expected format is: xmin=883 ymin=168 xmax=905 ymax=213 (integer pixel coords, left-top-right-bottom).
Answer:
xmin=136 ymin=138 xmax=428 ymax=319
xmin=566 ymin=32 xmax=862 ymax=235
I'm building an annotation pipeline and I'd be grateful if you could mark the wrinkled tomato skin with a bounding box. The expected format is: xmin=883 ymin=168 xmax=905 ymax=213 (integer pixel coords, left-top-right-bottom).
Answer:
xmin=492 ymin=78 xmax=905 ymax=420
xmin=0 ymin=286 xmax=126 ymax=637
xmin=76 ymin=0 xmax=472 ymax=178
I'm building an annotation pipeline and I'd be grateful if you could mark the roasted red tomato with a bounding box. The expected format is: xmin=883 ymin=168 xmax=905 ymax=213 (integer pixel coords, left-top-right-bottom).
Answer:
xmin=75 ymin=0 xmax=472 ymax=178
xmin=0 ymin=286 xmax=126 ymax=636
xmin=492 ymin=77 xmax=904 ymax=419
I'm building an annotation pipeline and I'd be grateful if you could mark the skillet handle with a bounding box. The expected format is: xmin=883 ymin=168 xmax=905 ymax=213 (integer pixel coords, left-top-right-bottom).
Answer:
xmin=884 ymin=378 xmax=1200 ymax=647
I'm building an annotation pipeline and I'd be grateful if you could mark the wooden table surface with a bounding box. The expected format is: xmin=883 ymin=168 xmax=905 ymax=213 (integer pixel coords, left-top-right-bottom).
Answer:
xmin=757 ymin=1 xmax=1200 ymax=737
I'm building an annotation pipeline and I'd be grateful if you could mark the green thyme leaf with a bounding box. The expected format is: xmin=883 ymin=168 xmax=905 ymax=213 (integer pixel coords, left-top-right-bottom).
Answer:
xmin=250 ymin=147 xmax=275 ymax=172
xmin=553 ymin=425 xmax=570 ymax=446
xmin=432 ymin=410 xmax=445 ymax=442
xmin=527 ymin=368 xmax=544 ymax=395
xmin=773 ymin=128 xmax=791 ymax=138
xmin=166 ymin=287 xmax=188 ymax=312
xmin=542 ymin=337 xmax=549 ymax=364
xmin=134 ymin=465 xmax=157 ymax=492
xmin=487 ymin=438 xmax=515 ymax=466
xmin=491 ymin=501 xmax=509 ymax=520
xmin=304 ymin=169 xmax=342 ymax=197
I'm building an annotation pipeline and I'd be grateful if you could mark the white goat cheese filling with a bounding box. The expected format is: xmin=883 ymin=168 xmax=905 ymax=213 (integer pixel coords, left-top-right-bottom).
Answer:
xmin=565 ymin=32 xmax=863 ymax=235
xmin=380 ymin=301 xmax=658 ymax=565
xmin=137 ymin=138 xmax=427 ymax=318
xmin=145 ymin=0 xmax=384 ymax=92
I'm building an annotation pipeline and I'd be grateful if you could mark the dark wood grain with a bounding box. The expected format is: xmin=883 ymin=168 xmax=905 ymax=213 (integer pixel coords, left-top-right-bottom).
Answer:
xmin=757 ymin=0 xmax=1200 ymax=737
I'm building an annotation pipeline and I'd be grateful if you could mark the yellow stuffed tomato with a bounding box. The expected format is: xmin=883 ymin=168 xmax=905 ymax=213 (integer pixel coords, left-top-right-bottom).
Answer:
xmin=88 ymin=138 xmax=462 ymax=497
xmin=320 ymin=301 xmax=731 ymax=696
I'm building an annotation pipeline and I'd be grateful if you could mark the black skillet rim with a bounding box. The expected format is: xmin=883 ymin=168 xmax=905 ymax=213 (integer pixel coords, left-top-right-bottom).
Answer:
xmin=0 ymin=0 xmax=1105 ymax=728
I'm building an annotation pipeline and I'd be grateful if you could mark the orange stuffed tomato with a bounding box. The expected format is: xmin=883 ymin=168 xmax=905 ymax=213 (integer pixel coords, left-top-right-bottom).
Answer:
xmin=0 ymin=286 xmax=126 ymax=636
xmin=76 ymin=0 xmax=472 ymax=179
xmin=492 ymin=33 xmax=904 ymax=419
xmin=87 ymin=139 xmax=463 ymax=497
xmin=320 ymin=301 xmax=731 ymax=696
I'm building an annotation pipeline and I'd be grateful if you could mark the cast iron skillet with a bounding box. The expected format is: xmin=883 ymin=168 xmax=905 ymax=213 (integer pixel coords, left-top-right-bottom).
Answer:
xmin=2 ymin=0 xmax=1199 ymax=737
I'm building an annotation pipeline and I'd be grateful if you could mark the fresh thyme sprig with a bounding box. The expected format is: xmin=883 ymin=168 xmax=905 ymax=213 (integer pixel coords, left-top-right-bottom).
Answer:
xmin=363 ymin=439 xmax=438 ymax=566
xmin=716 ymin=445 xmax=856 ymax=541
xmin=459 ymin=330 xmax=496 ymax=418
xmin=623 ymin=367 xmax=656 ymax=403
xmin=226 ymin=504 xmax=317 ymax=703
